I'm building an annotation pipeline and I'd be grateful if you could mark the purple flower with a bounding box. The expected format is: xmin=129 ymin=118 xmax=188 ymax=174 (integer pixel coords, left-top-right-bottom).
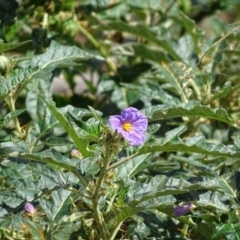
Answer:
xmin=108 ymin=107 xmax=148 ymax=146
xmin=24 ymin=203 xmax=35 ymax=214
xmin=173 ymin=204 xmax=196 ymax=217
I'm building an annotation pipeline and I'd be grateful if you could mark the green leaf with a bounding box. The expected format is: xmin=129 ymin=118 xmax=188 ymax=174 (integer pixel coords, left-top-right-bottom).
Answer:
xmin=26 ymin=76 xmax=52 ymax=119
xmin=144 ymin=100 xmax=233 ymax=125
xmin=0 ymin=40 xmax=31 ymax=53
xmin=211 ymin=81 xmax=240 ymax=104
xmin=116 ymin=155 xmax=180 ymax=178
xmin=126 ymin=175 xmax=185 ymax=207
xmin=213 ymin=223 xmax=240 ymax=240
xmin=106 ymin=205 xmax=145 ymax=231
xmin=175 ymin=11 xmax=203 ymax=54
xmin=0 ymin=68 xmax=41 ymax=99
xmin=111 ymin=85 xmax=140 ymax=109
xmin=0 ymin=76 xmax=8 ymax=102
xmin=0 ymin=142 xmax=29 ymax=159
xmin=30 ymin=40 xmax=95 ymax=70
xmin=115 ymin=153 xmax=156 ymax=178
xmin=100 ymin=21 xmax=181 ymax=60
xmin=33 ymin=108 xmax=59 ymax=145
xmin=49 ymin=213 xmax=84 ymax=240
xmin=67 ymin=112 xmax=101 ymax=139
xmin=32 ymin=162 xmax=78 ymax=188
xmin=20 ymin=148 xmax=78 ymax=170
xmin=45 ymin=137 xmax=73 ymax=147
xmin=0 ymin=41 xmax=96 ymax=101
xmin=149 ymin=62 xmax=193 ymax=102
xmin=121 ymin=82 xmax=180 ymax=105
xmin=39 ymin=189 xmax=71 ymax=220
xmin=0 ymin=109 xmax=26 ymax=129
xmin=128 ymin=0 xmax=163 ymax=11
xmin=22 ymin=219 xmax=44 ymax=240
xmin=125 ymin=222 xmax=150 ymax=240
xmin=139 ymin=126 xmax=239 ymax=158
xmin=42 ymin=99 xmax=91 ymax=157
xmin=117 ymin=43 xmax=170 ymax=63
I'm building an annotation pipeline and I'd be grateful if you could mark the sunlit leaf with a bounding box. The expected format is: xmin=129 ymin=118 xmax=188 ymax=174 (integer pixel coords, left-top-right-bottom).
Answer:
xmin=144 ymin=100 xmax=233 ymax=124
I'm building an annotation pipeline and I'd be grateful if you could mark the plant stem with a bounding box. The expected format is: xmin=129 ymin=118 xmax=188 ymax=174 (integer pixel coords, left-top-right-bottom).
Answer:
xmin=77 ymin=22 xmax=117 ymax=74
xmin=191 ymin=78 xmax=201 ymax=100
xmin=105 ymin=193 xmax=117 ymax=214
xmin=107 ymin=152 xmax=139 ymax=170
xmin=109 ymin=221 xmax=123 ymax=240
xmin=72 ymin=168 xmax=90 ymax=194
xmin=66 ymin=186 xmax=91 ymax=200
xmin=92 ymin=198 xmax=108 ymax=240
xmin=7 ymin=94 xmax=22 ymax=138
xmin=91 ymin=144 xmax=112 ymax=239
xmin=181 ymin=224 xmax=189 ymax=238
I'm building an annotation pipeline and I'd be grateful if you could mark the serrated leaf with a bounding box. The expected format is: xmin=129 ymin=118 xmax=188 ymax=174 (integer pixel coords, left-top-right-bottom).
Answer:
xmin=45 ymin=137 xmax=73 ymax=147
xmin=149 ymin=62 xmax=193 ymax=102
xmin=22 ymin=219 xmax=44 ymax=240
xmin=0 ymin=40 xmax=31 ymax=53
xmin=39 ymin=189 xmax=71 ymax=220
xmin=116 ymin=43 xmax=170 ymax=63
xmin=0 ymin=191 xmax=24 ymax=208
xmin=126 ymin=175 xmax=186 ymax=207
xmin=111 ymin=85 xmax=140 ymax=109
xmin=50 ymin=219 xmax=82 ymax=240
xmin=126 ymin=222 xmax=150 ymax=240
xmin=106 ymin=205 xmax=144 ymax=231
xmin=0 ymin=41 xmax=96 ymax=101
xmin=121 ymin=82 xmax=180 ymax=105
xmin=101 ymin=21 xmax=181 ymax=60
xmin=67 ymin=112 xmax=101 ymax=139
xmin=144 ymin=100 xmax=233 ymax=124
xmin=30 ymin=40 xmax=94 ymax=69
xmin=0 ymin=109 xmax=26 ymax=128
xmin=211 ymin=81 xmax=240 ymax=103
xmin=0 ymin=141 xmax=29 ymax=159
xmin=139 ymin=126 xmax=239 ymax=158
xmin=33 ymin=108 xmax=59 ymax=143
xmin=32 ymin=163 xmax=79 ymax=189
xmin=42 ymin=99 xmax=91 ymax=157
xmin=213 ymin=223 xmax=240 ymax=240
xmin=26 ymin=76 xmax=52 ymax=119
xmin=128 ymin=0 xmax=163 ymax=10
xmin=115 ymin=153 xmax=154 ymax=178
xmin=116 ymin=154 xmax=180 ymax=178
xmin=20 ymin=148 xmax=77 ymax=171
xmin=177 ymin=11 xmax=203 ymax=53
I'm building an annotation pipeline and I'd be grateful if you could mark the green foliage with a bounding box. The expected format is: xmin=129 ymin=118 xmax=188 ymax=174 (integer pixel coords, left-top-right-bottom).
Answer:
xmin=0 ymin=0 xmax=240 ymax=239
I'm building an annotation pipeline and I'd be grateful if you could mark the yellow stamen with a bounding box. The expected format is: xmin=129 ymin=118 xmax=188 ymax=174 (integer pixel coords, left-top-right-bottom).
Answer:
xmin=122 ymin=122 xmax=132 ymax=131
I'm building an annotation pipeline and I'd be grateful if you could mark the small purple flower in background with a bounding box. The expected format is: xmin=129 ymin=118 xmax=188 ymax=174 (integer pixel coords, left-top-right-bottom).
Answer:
xmin=173 ymin=204 xmax=196 ymax=217
xmin=108 ymin=107 xmax=148 ymax=146
xmin=24 ymin=202 xmax=35 ymax=215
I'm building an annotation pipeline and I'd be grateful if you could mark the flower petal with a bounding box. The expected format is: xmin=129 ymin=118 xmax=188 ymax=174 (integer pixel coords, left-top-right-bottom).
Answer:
xmin=132 ymin=116 xmax=148 ymax=132
xmin=121 ymin=107 xmax=139 ymax=122
xmin=108 ymin=116 xmax=123 ymax=130
xmin=121 ymin=130 xmax=145 ymax=146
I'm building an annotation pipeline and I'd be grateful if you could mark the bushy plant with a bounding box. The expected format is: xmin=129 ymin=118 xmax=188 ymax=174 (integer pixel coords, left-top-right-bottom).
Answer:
xmin=1 ymin=0 xmax=240 ymax=239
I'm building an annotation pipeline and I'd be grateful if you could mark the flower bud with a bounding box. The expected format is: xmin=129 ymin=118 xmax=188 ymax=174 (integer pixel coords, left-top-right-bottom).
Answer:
xmin=173 ymin=203 xmax=196 ymax=217
xmin=24 ymin=202 xmax=35 ymax=214
xmin=70 ymin=149 xmax=82 ymax=159
xmin=0 ymin=55 xmax=9 ymax=76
